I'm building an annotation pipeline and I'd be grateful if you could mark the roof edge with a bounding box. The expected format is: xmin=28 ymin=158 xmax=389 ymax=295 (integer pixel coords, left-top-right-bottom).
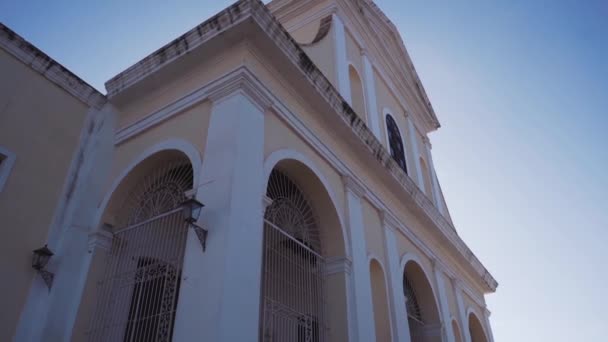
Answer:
xmin=0 ymin=23 xmax=106 ymax=110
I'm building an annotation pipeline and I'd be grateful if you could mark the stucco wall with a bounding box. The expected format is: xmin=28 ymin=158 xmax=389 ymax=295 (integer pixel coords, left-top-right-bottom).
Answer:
xmin=0 ymin=49 xmax=90 ymax=340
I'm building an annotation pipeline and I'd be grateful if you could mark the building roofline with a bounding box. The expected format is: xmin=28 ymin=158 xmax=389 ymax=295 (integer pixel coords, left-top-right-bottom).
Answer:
xmin=0 ymin=23 xmax=106 ymax=109
xmin=104 ymin=0 xmax=497 ymax=292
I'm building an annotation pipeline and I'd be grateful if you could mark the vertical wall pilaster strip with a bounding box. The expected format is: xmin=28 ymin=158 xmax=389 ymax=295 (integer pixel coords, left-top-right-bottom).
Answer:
xmin=423 ymin=138 xmax=443 ymax=213
xmin=344 ymin=177 xmax=377 ymax=342
xmin=483 ymin=309 xmax=495 ymax=342
xmin=174 ymin=91 xmax=266 ymax=342
xmin=332 ymin=14 xmax=351 ymax=104
xmin=383 ymin=223 xmax=412 ymax=342
xmin=362 ymin=54 xmax=381 ymax=139
xmin=405 ymin=116 xmax=424 ymax=191
xmin=454 ymin=281 xmax=472 ymax=342
xmin=433 ymin=264 xmax=456 ymax=342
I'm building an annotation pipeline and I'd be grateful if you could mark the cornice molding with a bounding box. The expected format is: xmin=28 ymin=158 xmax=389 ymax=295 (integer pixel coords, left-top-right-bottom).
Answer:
xmin=207 ymin=67 xmax=274 ymax=112
xmin=0 ymin=24 xmax=106 ymax=109
xmin=114 ymin=66 xmax=272 ymax=145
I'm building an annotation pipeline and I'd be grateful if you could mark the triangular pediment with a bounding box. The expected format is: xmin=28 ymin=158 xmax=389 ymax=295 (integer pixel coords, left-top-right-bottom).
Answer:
xmin=269 ymin=0 xmax=440 ymax=132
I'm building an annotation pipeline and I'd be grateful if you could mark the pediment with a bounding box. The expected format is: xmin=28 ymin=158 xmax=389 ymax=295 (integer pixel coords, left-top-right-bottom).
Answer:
xmin=337 ymin=0 xmax=440 ymax=131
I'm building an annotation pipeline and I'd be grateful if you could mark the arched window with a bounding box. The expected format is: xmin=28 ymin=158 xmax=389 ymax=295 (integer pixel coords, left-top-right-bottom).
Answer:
xmin=403 ymin=261 xmax=442 ymax=342
xmin=88 ymin=157 xmax=193 ymax=342
xmin=385 ymin=114 xmax=408 ymax=174
xmin=403 ymin=274 xmax=423 ymax=325
xmin=261 ymin=169 xmax=324 ymax=342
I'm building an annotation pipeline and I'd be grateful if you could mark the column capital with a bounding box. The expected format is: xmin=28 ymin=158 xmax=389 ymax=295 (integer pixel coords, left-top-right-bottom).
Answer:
xmin=431 ymin=258 xmax=447 ymax=274
xmin=262 ymin=195 xmax=273 ymax=211
xmin=422 ymin=135 xmax=432 ymax=148
xmin=342 ymin=175 xmax=366 ymax=198
xmin=207 ymin=67 xmax=273 ymax=113
xmin=88 ymin=227 xmax=113 ymax=252
xmin=324 ymin=256 xmax=353 ymax=276
xmin=380 ymin=210 xmax=400 ymax=231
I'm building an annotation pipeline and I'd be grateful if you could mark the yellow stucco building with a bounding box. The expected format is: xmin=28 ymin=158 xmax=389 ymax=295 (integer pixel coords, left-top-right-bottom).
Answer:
xmin=1 ymin=1 xmax=497 ymax=341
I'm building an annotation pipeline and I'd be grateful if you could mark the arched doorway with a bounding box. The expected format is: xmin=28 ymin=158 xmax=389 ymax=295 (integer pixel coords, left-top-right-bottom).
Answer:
xmin=469 ymin=313 xmax=488 ymax=342
xmin=83 ymin=151 xmax=194 ymax=342
xmin=370 ymin=259 xmax=391 ymax=342
xmin=452 ymin=319 xmax=463 ymax=342
xmin=403 ymin=261 xmax=442 ymax=342
xmin=260 ymin=159 xmax=347 ymax=342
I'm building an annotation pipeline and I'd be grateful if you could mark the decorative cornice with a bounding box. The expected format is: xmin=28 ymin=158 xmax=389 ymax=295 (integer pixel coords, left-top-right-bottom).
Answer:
xmin=206 ymin=67 xmax=274 ymax=112
xmin=114 ymin=66 xmax=272 ymax=145
xmin=0 ymin=24 xmax=106 ymax=109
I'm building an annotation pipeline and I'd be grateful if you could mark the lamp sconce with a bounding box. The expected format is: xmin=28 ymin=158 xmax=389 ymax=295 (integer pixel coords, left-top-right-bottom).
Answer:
xmin=32 ymin=245 xmax=54 ymax=290
xmin=180 ymin=197 xmax=208 ymax=252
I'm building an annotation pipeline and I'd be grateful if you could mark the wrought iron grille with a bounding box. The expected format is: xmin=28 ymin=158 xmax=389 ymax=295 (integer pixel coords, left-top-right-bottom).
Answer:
xmin=87 ymin=160 xmax=193 ymax=342
xmin=261 ymin=169 xmax=325 ymax=342
xmin=404 ymin=274 xmax=424 ymax=325
xmin=386 ymin=114 xmax=408 ymax=174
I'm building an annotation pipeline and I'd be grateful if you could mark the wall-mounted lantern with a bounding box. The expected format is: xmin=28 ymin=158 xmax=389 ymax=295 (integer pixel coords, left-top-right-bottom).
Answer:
xmin=181 ymin=197 xmax=208 ymax=251
xmin=32 ymin=244 xmax=54 ymax=290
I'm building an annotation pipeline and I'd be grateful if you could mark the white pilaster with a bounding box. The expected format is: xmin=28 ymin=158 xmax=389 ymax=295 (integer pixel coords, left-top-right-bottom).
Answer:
xmin=454 ymin=281 xmax=472 ymax=342
xmin=383 ymin=215 xmax=412 ymax=342
xmin=405 ymin=115 xmax=424 ymax=191
xmin=173 ymin=91 xmax=266 ymax=342
xmin=362 ymin=53 xmax=381 ymax=139
xmin=422 ymin=137 xmax=443 ymax=213
xmin=332 ymin=14 xmax=351 ymax=103
xmin=483 ymin=308 xmax=495 ymax=342
xmin=343 ymin=176 xmax=377 ymax=342
xmin=433 ymin=262 xmax=456 ymax=342
xmin=15 ymin=104 xmax=117 ymax=342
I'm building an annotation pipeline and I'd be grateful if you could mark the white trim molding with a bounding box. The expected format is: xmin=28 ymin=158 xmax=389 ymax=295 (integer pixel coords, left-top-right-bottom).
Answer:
xmin=0 ymin=146 xmax=16 ymax=193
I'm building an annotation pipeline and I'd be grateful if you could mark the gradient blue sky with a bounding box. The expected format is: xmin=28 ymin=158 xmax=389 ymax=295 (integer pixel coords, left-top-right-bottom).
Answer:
xmin=2 ymin=1 xmax=607 ymax=341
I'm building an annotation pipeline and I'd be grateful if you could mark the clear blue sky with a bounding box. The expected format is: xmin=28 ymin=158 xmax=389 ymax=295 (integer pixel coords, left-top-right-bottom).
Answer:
xmin=2 ymin=1 xmax=607 ymax=341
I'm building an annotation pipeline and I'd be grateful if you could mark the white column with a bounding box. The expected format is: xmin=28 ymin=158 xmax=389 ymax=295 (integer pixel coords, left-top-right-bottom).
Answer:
xmin=383 ymin=215 xmax=412 ymax=342
xmin=422 ymin=137 xmax=443 ymax=213
xmin=483 ymin=308 xmax=495 ymax=342
xmin=343 ymin=176 xmax=377 ymax=342
xmin=173 ymin=91 xmax=266 ymax=342
xmin=454 ymin=281 xmax=472 ymax=342
xmin=405 ymin=115 xmax=424 ymax=191
xmin=433 ymin=262 xmax=455 ymax=342
xmin=332 ymin=14 xmax=351 ymax=103
xmin=362 ymin=53 xmax=381 ymax=139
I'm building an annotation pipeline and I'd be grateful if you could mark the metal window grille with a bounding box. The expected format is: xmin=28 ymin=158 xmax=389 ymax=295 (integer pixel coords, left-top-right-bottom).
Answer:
xmin=261 ymin=169 xmax=325 ymax=342
xmin=87 ymin=160 xmax=193 ymax=342
xmin=386 ymin=114 xmax=408 ymax=174
xmin=404 ymin=274 xmax=424 ymax=325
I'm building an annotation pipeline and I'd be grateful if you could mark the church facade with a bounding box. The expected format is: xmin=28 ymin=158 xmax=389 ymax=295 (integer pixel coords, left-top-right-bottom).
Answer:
xmin=0 ymin=1 xmax=497 ymax=341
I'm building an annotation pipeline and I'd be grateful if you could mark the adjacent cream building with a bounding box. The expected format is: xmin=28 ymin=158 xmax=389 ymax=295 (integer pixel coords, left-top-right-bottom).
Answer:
xmin=1 ymin=0 xmax=497 ymax=341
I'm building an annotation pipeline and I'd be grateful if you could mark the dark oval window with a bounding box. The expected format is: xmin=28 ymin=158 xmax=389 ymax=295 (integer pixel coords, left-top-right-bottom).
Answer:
xmin=386 ymin=114 xmax=408 ymax=174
